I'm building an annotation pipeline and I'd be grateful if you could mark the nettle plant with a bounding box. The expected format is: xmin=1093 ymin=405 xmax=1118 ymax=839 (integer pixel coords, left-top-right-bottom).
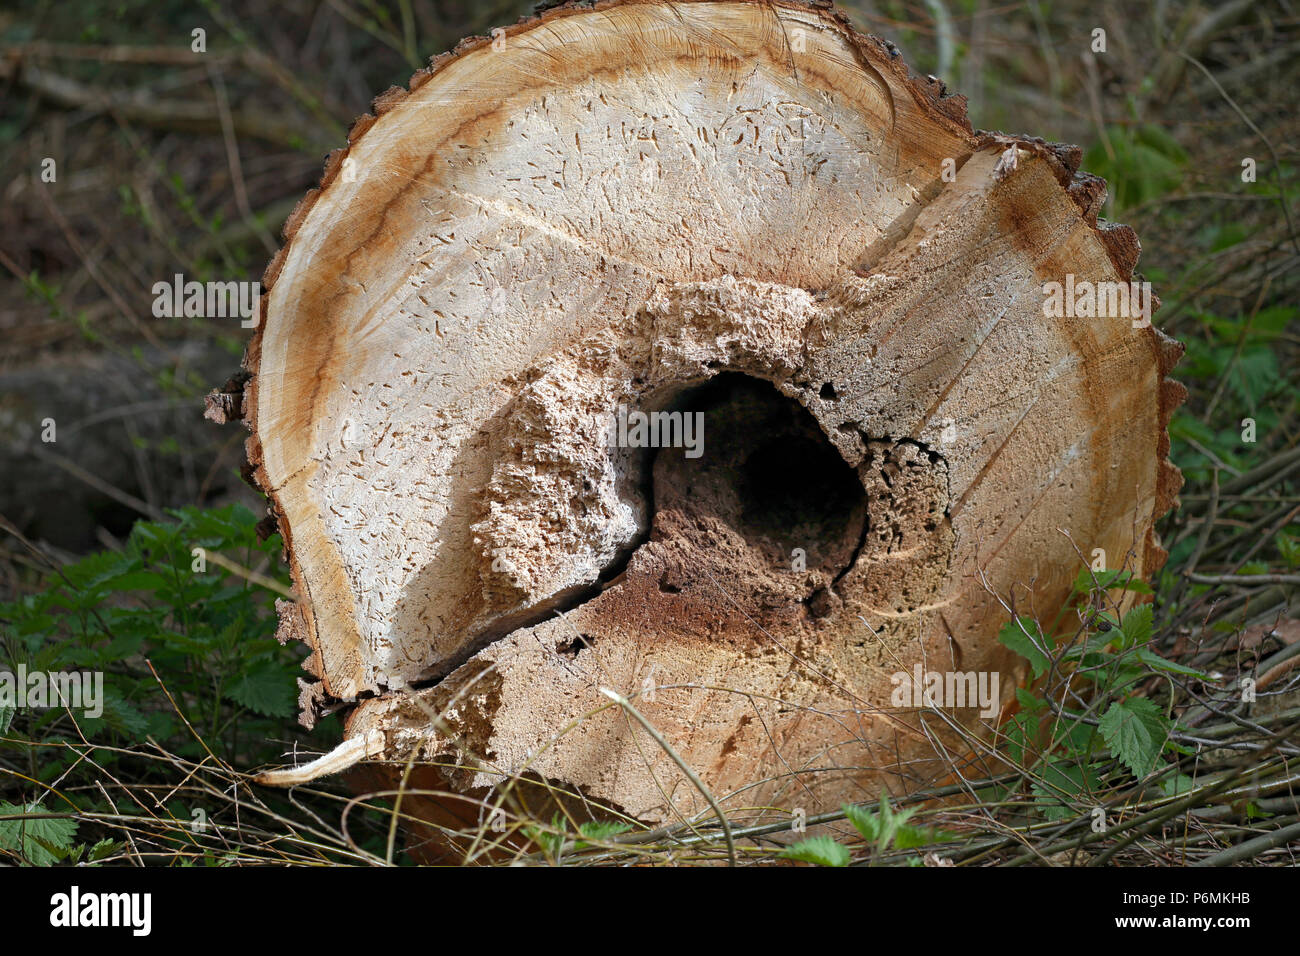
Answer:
xmin=0 ymin=505 xmax=311 ymax=865
xmin=995 ymin=568 xmax=1203 ymax=820
xmin=780 ymin=795 xmax=954 ymax=868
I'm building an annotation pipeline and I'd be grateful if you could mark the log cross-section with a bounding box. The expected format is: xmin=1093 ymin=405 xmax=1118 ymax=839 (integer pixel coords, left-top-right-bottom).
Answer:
xmin=237 ymin=0 xmax=1183 ymax=828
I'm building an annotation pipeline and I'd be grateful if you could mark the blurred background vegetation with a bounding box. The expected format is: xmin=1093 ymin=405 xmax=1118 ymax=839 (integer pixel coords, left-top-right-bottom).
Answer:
xmin=0 ymin=0 xmax=1296 ymax=865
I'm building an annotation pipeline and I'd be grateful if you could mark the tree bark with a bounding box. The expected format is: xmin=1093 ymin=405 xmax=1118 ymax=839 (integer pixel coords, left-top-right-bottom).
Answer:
xmin=234 ymin=0 xmax=1184 ymax=831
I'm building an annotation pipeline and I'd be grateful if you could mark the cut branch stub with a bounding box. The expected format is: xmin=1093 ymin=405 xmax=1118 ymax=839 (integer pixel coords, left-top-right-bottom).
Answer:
xmin=241 ymin=0 xmax=1183 ymax=824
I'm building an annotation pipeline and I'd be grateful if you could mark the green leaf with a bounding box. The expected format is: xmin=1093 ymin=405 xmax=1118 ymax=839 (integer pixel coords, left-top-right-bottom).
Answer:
xmin=88 ymin=689 xmax=151 ymax=739
xmin=59 ymin=551 xmax=137 ymax=593
xmin=1118 ymin=604 xmax=1153 ymax=649
xmin=844 ymin=797 xmax=936 ymax=852
xmin=1228 ymin=347 xmax=1279 ymax=409
xmin=1030 ymin=760 xmax=1100 ymax=821
xmin=874 ymin=794 xmax=919 ymax=850
xmin=998 ymin=617 xmax=1053 ymax=678
xmin=228 ymin=664 xmax=295 ymax=718
xmin=1084 ymin=124 xmax=1187 ymax=211
xmin=1050 ymin=715 xmax=1097 ymax=755
xmin=1244 ymin=801 xmax=1271 ymax=821
xmin=1100 ymin=698 xmax=1170 ymax=778
xmin=0 ymin=802 xmax=78 ymax=866
xmin=780 ymin=835 xmax=851 ymax=867
xmin=1276 ymin=532 xmax=1300 ymax=568
xmin=103 ymin=570 xmax=169 ymax=592
xmin=87 ymin=838 xmax=123 ymax=863
xmin=1072 ymin=568 xmax=1152 ymax=597
xmin=574 ymin=821 xmax=632 ymax=848
xmin=843 ymin=803 xmax=881 ymax=843
xmin=1014 ymin=687 xmax=1045 ymax=713
xmin=1133 ymin=647 xmax=1211 ymax=680
xmin=1004 ymin=712 xmax=1037 ymax=766
xmin=1161 ymin=773 xmax=1195 ymax=798
xmin=894 ymin=827 xmax=953 ymax=851
xmin=522 ymin=814 xmax=567 ymax=860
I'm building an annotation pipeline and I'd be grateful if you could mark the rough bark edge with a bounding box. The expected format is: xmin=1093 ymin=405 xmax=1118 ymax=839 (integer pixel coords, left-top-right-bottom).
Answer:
xmin=202 ymin=369 xmax=249 ymax=425
xmin=230 ymin=0 xmax=1183 ymax=719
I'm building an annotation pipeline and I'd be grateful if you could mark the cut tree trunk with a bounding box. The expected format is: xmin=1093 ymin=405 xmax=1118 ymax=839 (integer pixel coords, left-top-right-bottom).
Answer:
xmin=229 ymin=0 xmax=1184 ymax=838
